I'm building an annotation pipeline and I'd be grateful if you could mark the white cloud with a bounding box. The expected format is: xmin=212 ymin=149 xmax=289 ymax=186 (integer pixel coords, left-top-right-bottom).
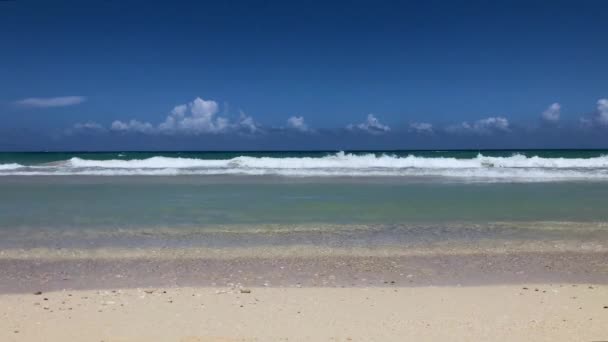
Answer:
xmin=446 ymin=117 xmax=510 ymax=135
xmin=541 ymin=102 xmax=560 ymax=122
xmin=111 ymin=119 xmax=155 ymax=134
xmin=15 ymin=96 xmax=86 ymax=108
xmin=237 ymin=112 xmax=260 ymax=134
xmin=598 ymin=98 xmax=608 ymax=125
xmin=347 ymin=114 xmax=390 ymax=134
xmin=66 ymin=121 xmax=106 ymax=135
xmin=409 ymin=122 xmax=433 ymax=134
xmin=156 ymin=97 xmax=228 ymax=134
xmin=73 ymin=121 xmax=105 ymax=131
xmin=286 ymin=116 xmax=310 ymax=132
xmin=110 ymin=97 xmax=260 ymax=135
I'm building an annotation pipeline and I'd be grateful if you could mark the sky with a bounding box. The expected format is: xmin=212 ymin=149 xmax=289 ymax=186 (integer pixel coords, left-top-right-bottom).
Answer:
xmin=1 ymin=0 xmax=607 ymax=151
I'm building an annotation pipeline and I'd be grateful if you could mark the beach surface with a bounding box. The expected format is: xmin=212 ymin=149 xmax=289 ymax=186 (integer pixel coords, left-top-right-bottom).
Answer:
xmin=2 ymin=151 xmax=608 ymax=340
xmin=2 ymin=284 xmax=607 ymax=342
xmin=1 ymin=242 xmax=608 ymax=341
xmin=1 ymin=221 xmax=607 ymax=341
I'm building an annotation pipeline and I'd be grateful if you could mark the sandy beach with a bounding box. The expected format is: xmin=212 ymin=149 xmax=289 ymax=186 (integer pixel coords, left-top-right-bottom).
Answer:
xmin=1 ymin=284 xmax=607 ymax=341
xmin=1 ymin=241 xmax=608 ymax=341
xmin=4 ymin=0 xmax=608 ymax=338
xmin=2 ymin=166 xmax=608 ymax=342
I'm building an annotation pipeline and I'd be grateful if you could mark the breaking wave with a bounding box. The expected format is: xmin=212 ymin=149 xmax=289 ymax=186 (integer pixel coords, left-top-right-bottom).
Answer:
xmin=0 ymin=163 xmax=24 ymax=170
xmin=2 ymin=152 xmax=608 ymax=181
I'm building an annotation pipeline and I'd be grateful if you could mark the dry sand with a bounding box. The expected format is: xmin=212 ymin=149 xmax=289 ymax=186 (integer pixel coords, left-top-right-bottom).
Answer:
xmin=1 ymin=284 xmax=607 ymax=341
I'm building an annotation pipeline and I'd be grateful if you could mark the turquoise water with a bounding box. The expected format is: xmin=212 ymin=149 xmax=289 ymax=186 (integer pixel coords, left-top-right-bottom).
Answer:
xmin=1 ymin=150 xmax=608 ymax=234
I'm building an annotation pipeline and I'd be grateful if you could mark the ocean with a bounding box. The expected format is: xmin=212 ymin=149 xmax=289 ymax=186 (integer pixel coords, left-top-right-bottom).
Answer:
xmin=2 ymin=149 xmax=608 ymax=179
xmin=1 ymin=150 xmax=608 ymax=249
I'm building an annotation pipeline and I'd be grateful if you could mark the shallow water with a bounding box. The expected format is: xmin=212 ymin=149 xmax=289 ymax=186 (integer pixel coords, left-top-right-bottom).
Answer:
xmin=1 ymin=175 xmax=608 ymax=234
xmin=2 ymin=150 xmax=608 ymax=247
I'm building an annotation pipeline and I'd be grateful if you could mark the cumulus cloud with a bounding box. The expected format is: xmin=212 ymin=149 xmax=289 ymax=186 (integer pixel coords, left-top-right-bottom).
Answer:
xmin=111 ymin=119 xmax=155 ymax=134
xmin=541 ymin=103 xmax=560 ymax=123
xmin=409 ymin=122 xmax=433 ymax=134
xmin=155 ymin=97 xmax=228 ymax=134
xmin=446 ymin=117 xmax=510 ymax=135
xmin=578 ymin=98 xmax=608 ymax=128
xmin=110 ymin=97 xmax=259 ymax=135
xmin=346 ymin=114 xmax=390 ymax=134
xmin=286 ymin=116 xmax=310 ymax=132
xmin=236 ymin=111 xmax=260 ymax=134
xmin=15 ymin=96 xmax=86 ymax=108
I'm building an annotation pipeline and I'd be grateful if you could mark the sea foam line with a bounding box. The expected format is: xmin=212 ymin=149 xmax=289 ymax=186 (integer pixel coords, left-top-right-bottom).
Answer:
xmin=62 ymin=152 xmax=608 ymax=169
xmin=2 ymin=152 xmax=608 ymax=180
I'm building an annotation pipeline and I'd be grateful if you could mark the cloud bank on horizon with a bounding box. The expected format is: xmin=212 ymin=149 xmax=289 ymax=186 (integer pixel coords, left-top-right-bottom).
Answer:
xmin=346 ymin=114 xmax=391 ymax=134
xmin=286 ymin=116 xmax=310 ymax=132
xmin=445 ymin=117 xmax=510 ymax=135
xmin=67 ymin=96 xmax=608 ymax=138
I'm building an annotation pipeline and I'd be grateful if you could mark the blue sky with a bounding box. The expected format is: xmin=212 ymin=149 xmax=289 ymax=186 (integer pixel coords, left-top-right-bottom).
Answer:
xmin=1 ymin=0 xmax=607 ymax=151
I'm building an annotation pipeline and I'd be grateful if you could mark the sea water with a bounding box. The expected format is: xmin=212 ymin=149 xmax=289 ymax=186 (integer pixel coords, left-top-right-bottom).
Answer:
xmin=1 ymin=150 xmax=608 ymax=247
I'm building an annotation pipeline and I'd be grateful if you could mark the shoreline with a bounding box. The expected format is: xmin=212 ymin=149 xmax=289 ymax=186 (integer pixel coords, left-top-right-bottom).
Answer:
xmin=3 ymin=223 xmax=607 ymax=340
xmin=2 ymin=236 xmax=607 ymax=340
xmin=2 ymin=249 xmax=607 ymax=294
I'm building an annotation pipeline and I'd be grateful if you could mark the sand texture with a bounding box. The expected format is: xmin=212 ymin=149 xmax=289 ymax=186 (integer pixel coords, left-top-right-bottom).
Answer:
xmin=1 ymin=284 xmax=607 ymax=341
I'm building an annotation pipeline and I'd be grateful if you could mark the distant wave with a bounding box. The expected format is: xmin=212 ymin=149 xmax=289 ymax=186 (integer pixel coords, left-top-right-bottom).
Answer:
xmin=66 ymin=152 xmax=608 ymax=169
xmin=2 ymin=152 xmax=608 ymax=181
xmin=0 ymin=163 xmax=24 ymax=170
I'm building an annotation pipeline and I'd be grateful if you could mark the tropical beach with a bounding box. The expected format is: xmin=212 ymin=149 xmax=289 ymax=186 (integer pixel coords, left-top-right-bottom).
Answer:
xmin=2 ymin=231 xmax=608 ymax=341
xmin=3 ymin=0 xmax=608 ymax=340
xmin=1 ymin=151 xmax=608 ymax=340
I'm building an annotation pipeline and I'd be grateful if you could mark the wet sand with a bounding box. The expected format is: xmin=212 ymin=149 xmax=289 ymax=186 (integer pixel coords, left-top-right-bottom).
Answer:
xmin=1 ymin=250 xmax=608 ymax=293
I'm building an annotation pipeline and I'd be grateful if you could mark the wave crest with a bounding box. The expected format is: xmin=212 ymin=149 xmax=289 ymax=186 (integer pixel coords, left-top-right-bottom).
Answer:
xmin=0 ymin=163 xmax=24 ymax=170
xmin=58 ymin=152 xmax=608 ymax=169
xmin=1 ymin=152 xmax=608 ymax=180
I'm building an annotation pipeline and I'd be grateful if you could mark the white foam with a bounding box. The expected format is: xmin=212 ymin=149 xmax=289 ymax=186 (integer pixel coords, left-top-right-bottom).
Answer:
xmin=2 ymin=152 xmax=608 ymax=181
xmin=67 ymin=156 xmax=229 ymax=168
xmin=0 ymin=163 xmax=24 ymax=170
xmin=59 ymin=152 xmax=608 ymax=170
